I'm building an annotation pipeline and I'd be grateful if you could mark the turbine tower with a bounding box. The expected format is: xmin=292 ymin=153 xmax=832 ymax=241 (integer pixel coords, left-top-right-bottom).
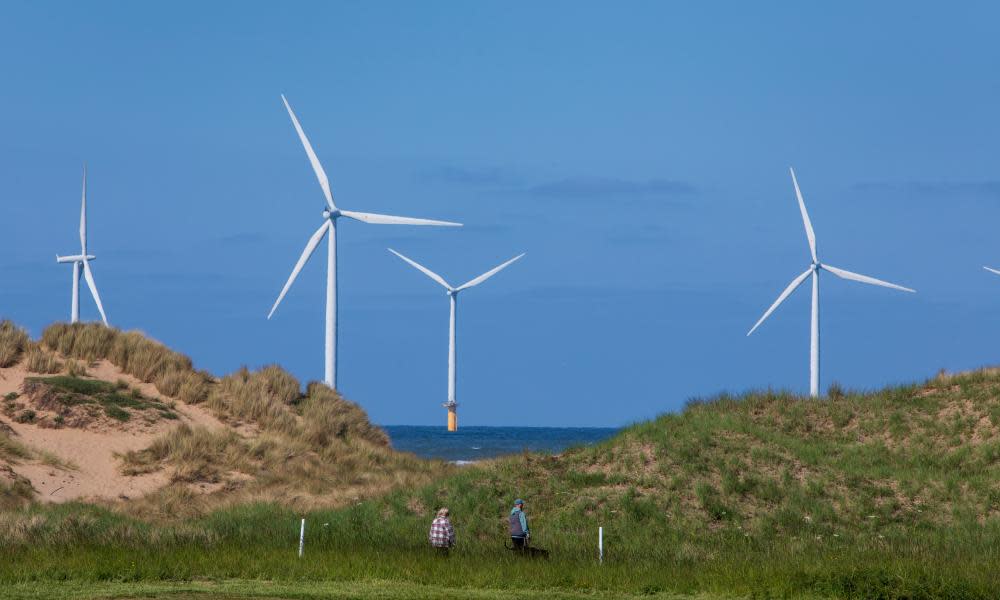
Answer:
xmin=747 ymin=168 xmax=915 ymax=397
xmin=388 ymin=249 xmax=524 ymax=431
xmin=56 ymin=166 xmax=108 ymax=325
xmin=269 ymin=96 xmax=462 ymax=390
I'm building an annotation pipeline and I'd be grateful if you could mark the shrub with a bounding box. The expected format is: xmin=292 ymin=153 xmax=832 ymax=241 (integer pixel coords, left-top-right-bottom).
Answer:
xmin=104 ymin=406 xmax=130 ymax=421
xmin=14 ymin=410 xmax=36 ymax=424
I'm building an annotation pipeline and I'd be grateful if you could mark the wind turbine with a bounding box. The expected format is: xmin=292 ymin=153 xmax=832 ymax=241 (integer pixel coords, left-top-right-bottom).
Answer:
xmin=984 ymin=266 xmax=1000 ymax=277
xmin=56 ymin=166 xmax=108 ymax=325
xmin=268 ymin=95 xmax=462 ymax=389
xmin=388 ymin=249 xmax=524 ymax=431
xmin=747 ymin=168 xmax=914 ymax=397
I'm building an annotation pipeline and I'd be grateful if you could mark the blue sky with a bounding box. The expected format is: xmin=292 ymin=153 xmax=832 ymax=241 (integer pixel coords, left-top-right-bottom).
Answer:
xmin=1 ymin=1 xmax=999 ymax=426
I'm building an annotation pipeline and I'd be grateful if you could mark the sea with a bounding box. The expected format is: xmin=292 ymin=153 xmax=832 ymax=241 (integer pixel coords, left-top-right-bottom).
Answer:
xmin=382 ymin=425 xmax=620 ymax=463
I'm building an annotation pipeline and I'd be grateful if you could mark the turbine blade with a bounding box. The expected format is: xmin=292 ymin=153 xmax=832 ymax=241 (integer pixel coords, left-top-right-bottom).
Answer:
xmin=456 ymin=253 xmax=525 ymax=291
xmin=821 ymin=264 xmax=915 ymax=293
xmin=790 ymin=168 xmax=817 ymax=263
xmin=82 ymin=260 xmax=108 ymax=325
xmin=388 ymin=249 xmax=451 ymax=289
xmin=268 ymin=221 xmax=330 ymax=319
xmin=747 ymin=267 xmax=813 ymax=336
xmin=281 ymin=95 xmax=335 ymax=210
xmin=984 ymin=266 xmax=1000 ymax=277
xmin=339 ymin=210 xmax=462 ymax=227
xmin=80 ymin=165 xmax=87 ymax=253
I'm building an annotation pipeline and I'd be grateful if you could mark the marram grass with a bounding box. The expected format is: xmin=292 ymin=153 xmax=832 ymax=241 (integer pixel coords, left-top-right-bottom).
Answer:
xmin=6 ymin=322 xmax=1000 ymax=597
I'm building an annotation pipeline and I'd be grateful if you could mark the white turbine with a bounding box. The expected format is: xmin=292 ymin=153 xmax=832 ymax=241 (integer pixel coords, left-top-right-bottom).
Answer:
xmin=388 ymin=248 xmax=524 ymax=431
xmin=747 ymin=168 xmax=915 ymax=397
xmin=56 ymin=166 xmax=108 ymax=325
xmin=984 ymin=266 xmax=1000 ymax=277
xmin=269 ymin=95 xmax=462 ymax=389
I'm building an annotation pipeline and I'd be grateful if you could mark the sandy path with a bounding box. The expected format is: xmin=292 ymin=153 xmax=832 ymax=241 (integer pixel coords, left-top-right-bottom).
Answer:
xmin=0 ymin=358 xmax=226 ymax=502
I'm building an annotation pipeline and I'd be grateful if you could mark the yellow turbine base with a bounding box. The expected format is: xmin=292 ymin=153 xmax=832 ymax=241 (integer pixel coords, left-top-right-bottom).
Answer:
xmin=447 ymin=407 xmax=458 ymax=432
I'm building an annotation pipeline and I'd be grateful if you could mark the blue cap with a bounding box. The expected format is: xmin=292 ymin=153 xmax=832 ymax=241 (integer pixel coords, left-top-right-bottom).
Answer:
xmin=514 ymin=499 xmax=524 ymax=505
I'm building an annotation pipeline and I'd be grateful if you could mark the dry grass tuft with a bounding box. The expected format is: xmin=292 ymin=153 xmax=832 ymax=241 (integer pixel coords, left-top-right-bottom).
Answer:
xmin=207 ymin=366 xmax=300 ymax=433
xmin=64 ymin=359 xmax=88 ymax=377
xmin=0 ymin=321 xmax=30 ymax=368
xmin=24 ymin=343 xmax=62 ymax=374
xmin=124 ymin=365 xmax=443 ymax=514
xmin=301 ymin=383 xmax=389 ymax=448
xmin=40 ymin=323 xmax=211 ymax=403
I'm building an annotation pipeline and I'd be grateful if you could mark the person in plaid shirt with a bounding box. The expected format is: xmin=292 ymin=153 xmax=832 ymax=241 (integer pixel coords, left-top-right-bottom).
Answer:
xmin=429 ymin=507 xmax=455 ymax=555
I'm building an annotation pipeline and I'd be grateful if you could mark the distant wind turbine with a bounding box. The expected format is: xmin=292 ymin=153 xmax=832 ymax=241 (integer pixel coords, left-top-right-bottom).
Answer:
xmin=388 ymin=249 xmax=524 ymax=431
xmin=747 ymin=168 xmax=915 ymax=397
xmin=268 ymin=95 xmax=462 ymax=389
xmin=56 ymin=166 xmax=108 ymax=325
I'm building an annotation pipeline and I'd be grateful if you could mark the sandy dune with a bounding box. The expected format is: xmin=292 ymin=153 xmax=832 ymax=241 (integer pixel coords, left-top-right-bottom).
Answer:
xmin=0 ymin=359 xmax=226 ymax=503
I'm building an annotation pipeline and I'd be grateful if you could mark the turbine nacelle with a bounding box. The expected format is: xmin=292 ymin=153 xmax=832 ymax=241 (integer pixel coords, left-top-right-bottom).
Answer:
xmin=322 ymin=208 xmax=341 ymax=220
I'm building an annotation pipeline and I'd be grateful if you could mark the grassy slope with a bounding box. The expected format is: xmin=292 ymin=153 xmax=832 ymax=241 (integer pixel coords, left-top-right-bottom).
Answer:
xmin=4 ymin=320 xmax=1000 ymax=597
xmin=4 ymin=373 xmax=1000 ymax=597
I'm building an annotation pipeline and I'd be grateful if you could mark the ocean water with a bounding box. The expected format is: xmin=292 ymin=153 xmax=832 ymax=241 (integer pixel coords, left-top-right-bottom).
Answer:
xmin=383 ymin=425 xmax=620 ymax=463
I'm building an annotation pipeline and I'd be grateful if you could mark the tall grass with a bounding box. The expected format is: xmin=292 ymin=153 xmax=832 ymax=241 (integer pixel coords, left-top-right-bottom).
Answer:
xmin=207 ymin=366 xmax=300 ymax=433
xmin=39 ymin=323 xmax=211 ymax=403
xmin=24 ymin=344 xmax=62 ymax=374
xmin=123 ymin=367 xmax=443 ymax=513
xmin=5 ymin=333 xmax=1000 ymax=596
xmin=0 ymin=501 xmax=997 ymax=598
xmin=0 ymin=321 xmax=29 ymax=368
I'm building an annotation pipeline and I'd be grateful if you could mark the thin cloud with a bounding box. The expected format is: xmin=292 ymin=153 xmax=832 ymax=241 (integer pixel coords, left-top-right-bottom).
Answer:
xmin=853 ymin=181 xmax=1000 ymax=200
xmin=417 ymin=166 xmax=520 ymax=187
xmin=420 ymin=165 xmax=697 ymax=204
xmin=528 ymin=177 xmax=697 ymax=201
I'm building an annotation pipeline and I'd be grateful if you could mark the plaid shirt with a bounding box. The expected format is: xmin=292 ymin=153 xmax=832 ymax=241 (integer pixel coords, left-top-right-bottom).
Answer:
xmin=429 ymin=516 xmax=455 ymax=548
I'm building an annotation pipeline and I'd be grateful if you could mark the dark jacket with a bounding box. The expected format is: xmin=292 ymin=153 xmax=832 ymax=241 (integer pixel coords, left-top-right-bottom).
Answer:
xmin=509 ymin=507 xmax=529 ymax=537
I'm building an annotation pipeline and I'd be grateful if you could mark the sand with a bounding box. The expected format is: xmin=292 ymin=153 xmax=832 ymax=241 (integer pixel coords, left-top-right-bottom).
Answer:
xmin=0 ymin=359 xmax=226 ymax=503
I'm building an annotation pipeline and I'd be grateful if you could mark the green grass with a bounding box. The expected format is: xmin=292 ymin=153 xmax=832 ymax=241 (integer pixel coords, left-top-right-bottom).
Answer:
xmin=22 ymin=376 xmax=178 ymax=422
xmin=0 ymin=538 xmax=995 ymax=599
xmin=0 ymin=580 xmax=731 ymax=600
xmin=7 ymin=323 xmax=1000 ymax=597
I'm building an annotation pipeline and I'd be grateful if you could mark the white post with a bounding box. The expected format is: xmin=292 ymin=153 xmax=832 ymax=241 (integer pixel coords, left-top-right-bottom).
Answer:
xmin=298 ymin=518 xmax=305 ymax=557
xmin=598 ymin=526 xmax=603 ymax=564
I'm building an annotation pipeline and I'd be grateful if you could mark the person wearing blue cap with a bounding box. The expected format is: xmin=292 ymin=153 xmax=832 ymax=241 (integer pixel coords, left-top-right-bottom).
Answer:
xmin=508 ymin=498 xmax=529 ymax=549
